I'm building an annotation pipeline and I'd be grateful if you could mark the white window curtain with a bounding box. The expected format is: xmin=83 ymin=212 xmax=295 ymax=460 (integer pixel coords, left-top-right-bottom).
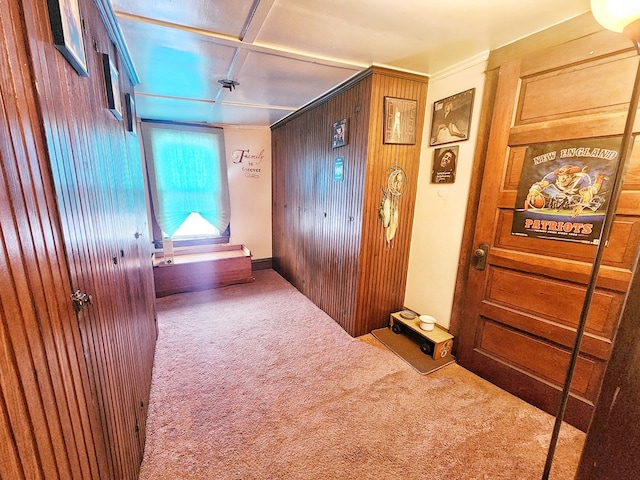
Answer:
xmin=141 ymin=122 xmax=231 ymax=238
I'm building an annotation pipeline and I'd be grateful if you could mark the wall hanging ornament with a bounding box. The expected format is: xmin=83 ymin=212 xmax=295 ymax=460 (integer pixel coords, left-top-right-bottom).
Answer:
xmin=379 ymin=165 xmax=407 ymax=244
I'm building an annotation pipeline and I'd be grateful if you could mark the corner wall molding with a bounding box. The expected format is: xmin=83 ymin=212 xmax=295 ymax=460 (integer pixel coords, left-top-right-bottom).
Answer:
xmin=93 ymin=0 xmax=139 ymax=85
xmin=429 ymin=51 xmax=490 ymax=82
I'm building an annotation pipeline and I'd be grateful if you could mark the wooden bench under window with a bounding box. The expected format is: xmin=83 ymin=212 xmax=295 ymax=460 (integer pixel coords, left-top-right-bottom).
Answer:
xmin=152 ymin=244 xmax=254 ymax=297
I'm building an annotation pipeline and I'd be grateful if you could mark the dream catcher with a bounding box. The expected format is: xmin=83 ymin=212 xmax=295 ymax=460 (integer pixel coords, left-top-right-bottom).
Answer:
xmin=378 ymin=165 xmax=407 ymax=244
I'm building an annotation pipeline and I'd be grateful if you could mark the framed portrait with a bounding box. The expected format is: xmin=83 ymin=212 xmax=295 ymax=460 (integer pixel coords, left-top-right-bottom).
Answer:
xmin=332 ymin=118 xmax=348 ymax=148
xmin=47 ymin=0 xmax=89 ymax=77
xmin=102 ymin=53 xmax=123 ymax=121
xmin=125 ymin=93 xmax=137 ymax=135
xmin=430 ymin=88 xmax=475 ymax=146
xmin=384 ymin=97 xmax=417 ymax=144
xmin=431 ymin=146 xmax=459 ymax=184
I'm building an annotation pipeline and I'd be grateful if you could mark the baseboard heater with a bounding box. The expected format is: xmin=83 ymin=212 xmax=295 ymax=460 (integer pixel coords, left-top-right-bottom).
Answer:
xmin=152 ymin=244 xmax=255 ymax=297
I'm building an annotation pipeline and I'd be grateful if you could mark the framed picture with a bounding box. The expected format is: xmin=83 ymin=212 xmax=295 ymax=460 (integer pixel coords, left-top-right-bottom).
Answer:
xmin=47 ymin=0 xmax=89 ymax=77
xmin=332 ymin=118 xmax=348 ymax=148
xmin=383 ymin=97 xmax=417 ymax=144
xmin=333 ymin=157 xmax=344 ymax=181
xmin=125 ymin=93 xmax=137 ymax=135
xmin=430 ymin=88 xmax=475 ymax=146
xmin=431 ymin=146 xmax=459 ymax=184
xmin=102 ymin=53 xmax=123 ymax=120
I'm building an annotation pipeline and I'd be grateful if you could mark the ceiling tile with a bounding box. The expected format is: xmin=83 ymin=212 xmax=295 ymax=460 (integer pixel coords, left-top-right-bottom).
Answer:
xmin=219 ymin=50 xmax=361 ymax=109
xmin=256 ymin=0 xmax=591 ymax=73
xmin=112 ymin=0 xmax=256 ymax=38
xmin=119 ymin=18 xmax=236 ymax=99
xmin=208 ymin=104 xmax=295 ymax=126
xmin=136 ymin=96 xmax=214 ymax=124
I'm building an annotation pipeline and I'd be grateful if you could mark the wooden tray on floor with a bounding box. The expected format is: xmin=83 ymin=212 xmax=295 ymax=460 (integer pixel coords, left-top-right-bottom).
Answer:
xmin=371 ymin=327 xmax=455 ymax=375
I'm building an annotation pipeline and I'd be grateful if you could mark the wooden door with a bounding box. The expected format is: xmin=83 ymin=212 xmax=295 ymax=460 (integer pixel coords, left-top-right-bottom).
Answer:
xmin=16 ymin=0 xmax=159 ymax=477
xmin=0 ymin=0 xmax=109 ymax=477
xmin=456 ymin=30 xmax=640 ymax=431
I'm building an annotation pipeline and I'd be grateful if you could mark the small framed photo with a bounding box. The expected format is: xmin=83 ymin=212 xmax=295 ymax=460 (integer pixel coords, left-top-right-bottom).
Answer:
xmin=47 ymin=0 xmax=89 ymax=77
xmin=431 ymin=146 xmax=458 ymax=184
xmin=333 ymin=156 xmax=344 ymax=181
xmin=102 ymin=53 xmax=123 ymax=120
xmin=383 ymin=97 xmax=417 ymax=144
xmin=125 ymin=93 xmax=137 ymax=135
xmin=332 ymin=118 xmax=348 ymax=148
xmin=430 ymin=88 xmax=475 ymax=146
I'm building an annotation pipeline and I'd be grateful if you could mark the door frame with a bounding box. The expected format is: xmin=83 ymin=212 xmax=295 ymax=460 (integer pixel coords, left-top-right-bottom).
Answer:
xmin=449 ymin=13 xmax=637 ymax=434
xmin=450 ymin=13 xmax=617 ymax=348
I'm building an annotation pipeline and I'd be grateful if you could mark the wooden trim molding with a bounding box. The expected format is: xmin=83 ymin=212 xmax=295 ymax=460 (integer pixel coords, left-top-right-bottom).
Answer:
xmin=252 ymin=258 xmax=273 ymax=270
xmin=448 ymin=68 xmax=500 ymax=344
xmin=93 ymin=0 xmax=139 ymax=84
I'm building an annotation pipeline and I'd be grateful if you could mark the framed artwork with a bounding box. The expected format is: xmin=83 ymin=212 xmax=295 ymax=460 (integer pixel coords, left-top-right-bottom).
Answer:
xmin=125 ymin=93 xmax=137 ymax=135
xmin=384 ymin=97 xmax=417 ymax=144
xmin=102 ymin=53 xmax=123 ymax=120
xmin=47 ymin=0 xmax=89 ymax=77
xmin=332 ymin=118 xmax=348 ymax=148
xmin=431 ymin=146 xmax=459 ymax=184
xmin=430 ymin=88 xmax=475 ymax=146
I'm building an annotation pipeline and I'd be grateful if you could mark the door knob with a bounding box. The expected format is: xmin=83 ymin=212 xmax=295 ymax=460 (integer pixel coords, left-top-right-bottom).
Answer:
xmin=473 ymin=243 xmax=489 ymax=271
xmin=71 ymin=290 xmax=93 ymax=313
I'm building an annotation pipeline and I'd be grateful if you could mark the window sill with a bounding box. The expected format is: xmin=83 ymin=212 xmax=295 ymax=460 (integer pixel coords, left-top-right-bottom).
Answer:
xmin=153 ymin=235 xmax=230 ymax=250
xmin=152 ymin=243 xmax=250 ymax=266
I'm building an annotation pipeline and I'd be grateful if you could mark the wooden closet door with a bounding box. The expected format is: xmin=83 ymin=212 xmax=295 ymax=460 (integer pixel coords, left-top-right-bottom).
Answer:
xmin=0 ymin=0 xmax=106 ymax=477
xmin=11 ymin=0 xmax=158 ymax=477
xmin=456 ymin=30 xmax=640 ymax=431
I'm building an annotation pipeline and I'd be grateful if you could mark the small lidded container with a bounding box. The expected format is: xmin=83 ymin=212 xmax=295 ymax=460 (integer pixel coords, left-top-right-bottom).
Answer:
xmin=419 ymin=315 xmax=436 ymax=331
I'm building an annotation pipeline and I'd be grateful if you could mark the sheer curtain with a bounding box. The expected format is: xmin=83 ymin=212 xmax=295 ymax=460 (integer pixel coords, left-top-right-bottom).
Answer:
xmin=142 ymin=122 xmax=230 ymax=238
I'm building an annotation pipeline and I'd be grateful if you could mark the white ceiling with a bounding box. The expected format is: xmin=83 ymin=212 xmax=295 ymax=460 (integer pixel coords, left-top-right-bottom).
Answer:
xmin=111 ymin=0 xmax=593 ymax=127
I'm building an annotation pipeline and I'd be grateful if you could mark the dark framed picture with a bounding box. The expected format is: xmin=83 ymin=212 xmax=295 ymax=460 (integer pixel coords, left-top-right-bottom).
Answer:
xmin=125 ymin=93 xmax=137 ymax=135
xmin=430 ymin=88 xmax=475 ymax=146
xmin=102 ymin=53 xmax=123 ymax=120
xmin=431 ymin=146 xmax=459 ymax=184
xmin=383 ymin=97 xmax=417 ymax=144
xmin=332 ymin=118 xmax=348 ymax=148
xmin=47 ymin=0 xmax=89 ymax=77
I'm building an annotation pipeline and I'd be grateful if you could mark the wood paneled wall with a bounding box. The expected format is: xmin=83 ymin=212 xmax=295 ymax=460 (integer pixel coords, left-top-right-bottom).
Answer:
xmin=0 ymin=0 xmax=157 ymax=478
xmin=272 ymin=67 xmax=428 ymax=336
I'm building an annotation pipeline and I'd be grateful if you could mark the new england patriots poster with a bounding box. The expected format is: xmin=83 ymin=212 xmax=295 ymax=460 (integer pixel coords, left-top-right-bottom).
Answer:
xmin=511 ymin=138 xmax=621 ymax=245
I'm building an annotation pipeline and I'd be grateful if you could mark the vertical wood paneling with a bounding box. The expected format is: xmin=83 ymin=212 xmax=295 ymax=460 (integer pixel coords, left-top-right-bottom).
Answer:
xmin=1 ymin=0 xmax=99 ymax=478
xmin=357 ymin=71 xmax=427 ymax=336
xmin=0 ymin=0 xmax=157 ymax=478
xmin=272 ymin=67 xmax=427 ymax=336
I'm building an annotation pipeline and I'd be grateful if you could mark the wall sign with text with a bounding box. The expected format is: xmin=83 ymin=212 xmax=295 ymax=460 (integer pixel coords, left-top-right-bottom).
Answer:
xmin=231 ymin=148 xmax=265 ymax=178
xmin=511 ymin=138 xmax=621 ymax=245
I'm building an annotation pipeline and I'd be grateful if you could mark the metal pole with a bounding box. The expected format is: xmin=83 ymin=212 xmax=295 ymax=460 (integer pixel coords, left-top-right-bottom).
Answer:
xmin=542 ymin=54 xmax=640 ymax=480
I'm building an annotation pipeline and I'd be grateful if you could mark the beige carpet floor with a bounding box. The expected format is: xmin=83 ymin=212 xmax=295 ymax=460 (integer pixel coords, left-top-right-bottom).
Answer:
xmin=138 ymin=269 xmax=584 ymax=479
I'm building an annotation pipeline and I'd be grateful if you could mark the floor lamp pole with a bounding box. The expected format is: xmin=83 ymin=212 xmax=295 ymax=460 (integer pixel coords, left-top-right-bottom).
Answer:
xmin=541 ymin=43 xmax=640 ymax=479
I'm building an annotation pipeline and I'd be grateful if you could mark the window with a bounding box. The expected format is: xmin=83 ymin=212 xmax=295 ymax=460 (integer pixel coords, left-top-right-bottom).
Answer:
xmin=141 ymin=121 xmax=231 ymax=247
